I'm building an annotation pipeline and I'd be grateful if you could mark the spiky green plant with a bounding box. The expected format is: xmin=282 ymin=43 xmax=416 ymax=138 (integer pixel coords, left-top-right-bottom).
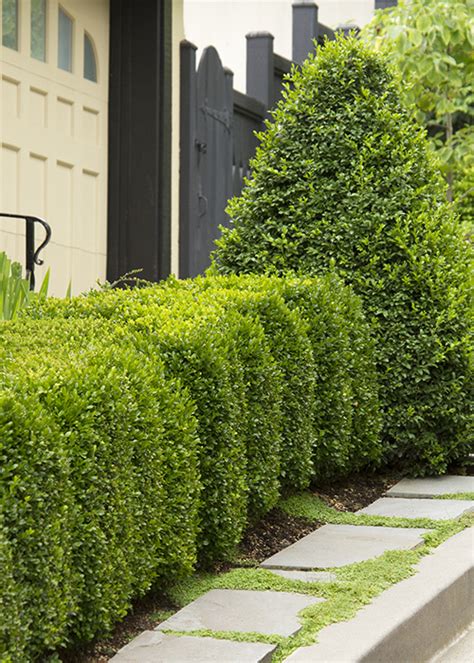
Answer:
xmin=0 ymin=251 xmax=50 ymax=320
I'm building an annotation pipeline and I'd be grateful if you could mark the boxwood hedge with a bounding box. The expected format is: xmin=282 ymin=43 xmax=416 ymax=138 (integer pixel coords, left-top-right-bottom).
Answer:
xmin=166 ymin=274 xmax=382 ymax=479
xmin=1 ymin=274 xmax=380 ymax=660
xmin=1 ymin=319 xmax=200 ymax=659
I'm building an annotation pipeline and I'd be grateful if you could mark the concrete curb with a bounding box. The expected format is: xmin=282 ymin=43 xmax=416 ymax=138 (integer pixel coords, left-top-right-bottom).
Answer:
xmin=286 ymin=527 xmax=474 ymax=662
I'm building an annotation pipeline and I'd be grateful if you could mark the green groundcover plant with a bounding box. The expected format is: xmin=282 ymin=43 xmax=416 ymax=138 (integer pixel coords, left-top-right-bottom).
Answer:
xmin=1 ymin=274 xmax=380 ymax=660
xmin=213 ymin=36 xmax=473 ymax=474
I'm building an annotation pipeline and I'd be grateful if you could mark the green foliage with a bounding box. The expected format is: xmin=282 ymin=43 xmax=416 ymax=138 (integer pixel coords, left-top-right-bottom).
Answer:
xmin=0 ymin=251 xmax=50 ymax=320
xmin=213 ymin=36 xmax=473 ymax=474
xmin=169 ymin=274 xmax=381 ymax=480
xmin=0 ymin=319 xmax=200 ymax=659
xmin=362 ymin=0 xmax=474 ymax=196
xmin=454 ymin=166 xmax=474 ymax=236
xmin=0 ymin=272 xmax=378 ymax=659
xmin=434 ymin=492 xmax=474 ymax=501
xmin=196 ymin=285 xmax=316 ymax=491
xmin=0 ymin=252 xmax=29 ymax=320
xmin=271 ymin=275 xmax=382 ymax=478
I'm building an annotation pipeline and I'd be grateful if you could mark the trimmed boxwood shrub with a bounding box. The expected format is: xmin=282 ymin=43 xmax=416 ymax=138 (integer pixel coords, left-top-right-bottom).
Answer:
xmin=38 ymin=283 xmax=316 ymax=492
xmin=3 ymin=273 xmax=381 ymax=659
xmin=167 ymin=273 xmax=382 ymax=479
xmin=174 ymin=292 xmax=285 ymax=519
xmin=30 ymin=289 xmax=278 ymax=556
xmin=131 ymin=301 xmax=249 ymax=563
xmin=193 ymin=286 xmax=316 ymax=492
xmin=0 ymin=384 xmax=73 ymax=660
xmin=212 ymin=36 xmax=473 ymax=474
xmin=0 ymin=319 xmax=200 ymax=659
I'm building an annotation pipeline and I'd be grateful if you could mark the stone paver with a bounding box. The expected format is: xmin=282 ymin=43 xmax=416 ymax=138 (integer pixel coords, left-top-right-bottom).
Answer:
xmin=270 ymin=570 xmax=337 ymax=583
xmin=156 ymin=589 xmax=324 ymax=637
xmin=110 ymin=632 xmax=275 ymax=662
xmin=358 ymin=497 xmax=474 ymax=520
xmin=386 ymin=475 xmax=474 ymax=498
xmin=260 ymin=524 xmax=428 ymax=570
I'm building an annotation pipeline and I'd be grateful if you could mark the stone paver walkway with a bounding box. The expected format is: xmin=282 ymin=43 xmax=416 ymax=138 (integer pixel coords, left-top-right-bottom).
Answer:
xmin=155 ymin=589 xmax=324 ymax=637
xmin=358 ymin=496 xmax=474 ymax=520
xmin=111 ymin=632 xmax=275 ymax=662
xmin=111 ymin=475 xmax=472 ymax=662
xmin=386 ymin=475 xmax=474 ymax=498
xmin=260 ymin=524 xmax=428 ymax=569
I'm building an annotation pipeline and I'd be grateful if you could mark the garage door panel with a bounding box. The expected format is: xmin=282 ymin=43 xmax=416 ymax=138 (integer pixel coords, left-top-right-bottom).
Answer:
xmin=71 ymin=246 xmax=104 ymax=294
xmin=52 ymin=160 xmax=74 ymax=246
xmin=29 ymin=86 xmax=49 ymax=129
xmin=1 ymin=75 xmax=21 ymax=119
xmin=1 ymin=0 xmax=109 ymax=296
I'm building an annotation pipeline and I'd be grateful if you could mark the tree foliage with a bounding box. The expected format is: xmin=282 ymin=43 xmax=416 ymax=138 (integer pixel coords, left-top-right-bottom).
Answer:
xmin=362 ymin=0 xmax=474 ymax=199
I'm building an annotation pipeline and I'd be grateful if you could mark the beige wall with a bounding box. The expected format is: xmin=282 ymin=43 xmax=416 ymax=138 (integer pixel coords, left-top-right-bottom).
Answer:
xmin=184 ymin=0 xmax=375 ymax=92
xmin=1 ymin=0 xmax=109 ymax=296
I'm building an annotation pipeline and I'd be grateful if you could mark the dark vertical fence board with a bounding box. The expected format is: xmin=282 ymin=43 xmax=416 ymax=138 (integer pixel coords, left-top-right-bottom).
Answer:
xmin=182 ymin=46 xmax=233 ymax=277
xmin=107 ymin=0 xmax=171 ymax=283
xmin=292 ymin=1 xmax=319 ymax=64
xmin=375 ymin=0 xmax=398 ymax=8
xmin=292 ymin=2 xmax=335 ymax=60
xmin=179 ymin=40 xmax=198 ymax=279
xmin=246 ymin=32 xmax=274 ymax=109
xmin=273 ymin=54 xmax=292 ymax=106
xmin=317 ymin=23 xmax=335 ymax=43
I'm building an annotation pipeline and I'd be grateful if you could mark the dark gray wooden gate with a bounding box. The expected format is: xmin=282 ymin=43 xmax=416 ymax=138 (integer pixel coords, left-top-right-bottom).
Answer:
xmin=180 ymin=46 xmax=233 ymax=278
xmin=179 ymin=2 xmax=336 ymax=278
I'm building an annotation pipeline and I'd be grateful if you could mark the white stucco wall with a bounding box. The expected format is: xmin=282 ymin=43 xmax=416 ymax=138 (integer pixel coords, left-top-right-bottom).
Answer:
xmin=183 ymin=0 xmax=376 ymax=93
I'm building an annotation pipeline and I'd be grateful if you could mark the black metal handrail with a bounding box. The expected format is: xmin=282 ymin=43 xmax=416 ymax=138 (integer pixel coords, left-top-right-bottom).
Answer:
xmin=0 ymin=214 xmax=52 ymax=290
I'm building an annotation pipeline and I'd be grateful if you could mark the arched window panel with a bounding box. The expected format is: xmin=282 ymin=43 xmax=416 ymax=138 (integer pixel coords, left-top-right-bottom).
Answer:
xmin=2 ymin=0 xmax=18 ymax=50
xmin=84 ymin=32 xmax=97 ymax=82
xmin=58 ymin=6 xmax=73 ymax=72
xmin=31 ymin=0 xmax=46 ymax=61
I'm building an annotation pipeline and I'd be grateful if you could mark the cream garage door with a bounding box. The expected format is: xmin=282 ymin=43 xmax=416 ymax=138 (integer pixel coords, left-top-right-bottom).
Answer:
xmin=1 ymin=0 xmax=109 ymax=296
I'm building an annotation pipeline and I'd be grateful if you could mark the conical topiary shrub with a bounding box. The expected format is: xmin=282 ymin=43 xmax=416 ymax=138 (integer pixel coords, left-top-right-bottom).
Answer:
xmin=213 ymin=36 xmax=472 ymax=474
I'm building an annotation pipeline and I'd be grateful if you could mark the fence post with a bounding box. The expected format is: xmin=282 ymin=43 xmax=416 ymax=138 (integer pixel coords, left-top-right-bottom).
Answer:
xmin=246 ymin=31 xmax=274 ymax=109
xmin=179 ymin=39 xmax=198 ymax=279
xmin=292 ymin=1 xmax=319 ymax=64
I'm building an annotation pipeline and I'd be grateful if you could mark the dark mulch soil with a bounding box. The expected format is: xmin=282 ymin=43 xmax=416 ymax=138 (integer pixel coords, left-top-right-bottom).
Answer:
xmin=237 ymin=509 xmax=318 ymax=564
xmin=59 ymin=593 xmax=176 ymax=663
xmin=448 ymin=458 xmax=474 ymax=476
xmin=311 ymin=470 xmax=402 ymax=513
xmin=58 ymin=470 xmax=401 ymax=662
